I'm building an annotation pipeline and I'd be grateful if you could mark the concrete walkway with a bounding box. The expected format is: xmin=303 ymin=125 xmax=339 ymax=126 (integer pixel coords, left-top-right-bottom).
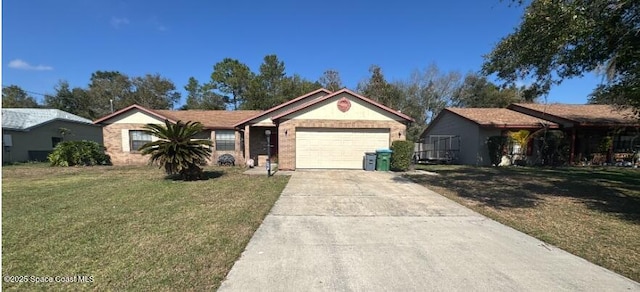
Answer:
xmin=219 ymin=170 xmax=639 ymax=291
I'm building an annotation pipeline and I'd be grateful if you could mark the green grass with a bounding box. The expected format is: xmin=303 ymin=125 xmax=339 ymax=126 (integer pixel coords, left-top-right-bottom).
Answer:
xmin=407 ymin=164 xmax=640 ymax=282
xmin=2 ymin=163 xmax=289 ymax=291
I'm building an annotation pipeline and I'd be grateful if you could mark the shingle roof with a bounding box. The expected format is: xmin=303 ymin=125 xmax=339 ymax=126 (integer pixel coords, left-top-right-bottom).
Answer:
xmin=2 ymin=108 xmax=94 ymax=131
xmin=153 ymin=109 xmax=262 ymax=129
xmin=446 ymin=108 xmax=558 ymax=128
xmin=92 ymin=104 xmax=262 ymax=129
xmin=509 ymin=103 xmax=639 ymax=125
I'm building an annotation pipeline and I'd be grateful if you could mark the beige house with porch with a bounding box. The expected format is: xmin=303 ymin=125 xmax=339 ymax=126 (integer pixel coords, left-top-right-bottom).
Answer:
xmin=94 ymin=88 xmax=414 ymax=170
xmin=93 ymin=106 xmax=260 ymax=165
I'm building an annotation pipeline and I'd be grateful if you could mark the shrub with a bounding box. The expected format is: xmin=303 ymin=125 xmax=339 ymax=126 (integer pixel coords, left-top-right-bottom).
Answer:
xmin=538 ymin=130 xmax=570 ymax=166
xmin=487 ymin=136 xmax=509 ymax=166
xmin=390 ymin=140 xmax=413 ymax=171
xmin=48 ymin=141 xmax=111 ymax=167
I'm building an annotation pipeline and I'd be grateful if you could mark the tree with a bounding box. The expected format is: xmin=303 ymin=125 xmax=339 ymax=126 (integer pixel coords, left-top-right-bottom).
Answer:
xmin=126 ymin=74 xmax=181 ymax=109
xmin=483 ymin=0 xmax=640 ymax=112
xmin=358 ymin=65 xmax=400 ymax=108
xmin=357 ymin=67 xmax=406 ymax=118
xmin=183 ymin=77 xmax=226 ymax=110
xmin=393 ymin=65 xmax=462 ymax=141
xmin=452 ymin=73 xmax=525 ymax=108
xmin=280 ymin=74 xmax=322 ymax=103
xmin=2 ymin=85 xmax=38 ymax=108
xmin=210 ymin=58 xmax=253 ymax=110
xmin=45 ymin=81 xmax=94 ymax=118
xmin=139 ymin=120 xmax=213 ymax=181
xmin=46 ymin=81 xmax=74 ymax=112
xmin=358 ymin=65 xmax=428 ymax=141
xmin=87 ymin=71 xmax=133 ymax=117
xmin=85 ymin=71 xmax=179 ymax=117
xmin=318 ymin=69 xmax=343 ymax=91
xmin=244 ymin=55 xmax=287 ymax=110
xmin=184 ymin=77 xmax=201 ymax=110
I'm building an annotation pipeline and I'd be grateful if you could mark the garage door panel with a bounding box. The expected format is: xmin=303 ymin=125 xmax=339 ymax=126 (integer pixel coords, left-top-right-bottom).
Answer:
xmin=296 ymin=128 xmax=389 ymax=169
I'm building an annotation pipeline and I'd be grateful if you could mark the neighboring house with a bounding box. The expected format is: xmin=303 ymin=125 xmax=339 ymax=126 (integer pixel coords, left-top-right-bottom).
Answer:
xmin=507 ymin=103 xmax=640 ymax=164
xmin=94 ymin=88 xmax=414 ymax=170
xmin=2 ymin=108 xmax=103 ymax=163
xmin=420 ymin=103 xmax=640 ymax=166
xmin=418 ymin=108 xmax=558 ymax=165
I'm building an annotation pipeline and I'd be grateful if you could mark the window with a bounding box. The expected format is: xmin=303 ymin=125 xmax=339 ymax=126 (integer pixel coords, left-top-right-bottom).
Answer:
xmin=130 ymin=130 xmax=153 ymax=151
xmin=215 ymin=130 xmax=235 ymax=151
xmin=614 ymin=135 xmax=639 ymax=152
xmin=52 ymin=137 xmax=63 ymax=148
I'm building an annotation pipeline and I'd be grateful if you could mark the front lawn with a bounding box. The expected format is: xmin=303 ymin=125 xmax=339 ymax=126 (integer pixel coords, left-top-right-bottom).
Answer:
xmin=2 ymin=164 xmax=289 ymax=290
xmin=407 ymin=165 xmax=640 ymax=282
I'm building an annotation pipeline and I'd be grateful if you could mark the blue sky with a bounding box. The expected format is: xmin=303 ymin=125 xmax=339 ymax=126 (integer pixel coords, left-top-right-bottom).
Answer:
xmin=3 ymin=0 xmax=603 ymax=108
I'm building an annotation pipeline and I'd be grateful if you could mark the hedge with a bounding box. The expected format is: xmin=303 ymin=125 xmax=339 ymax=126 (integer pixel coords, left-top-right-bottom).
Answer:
xmin=390 ymin=140 xmax=413 ymax=171
xmin=48 ymin=140 xmax=111 ymax=167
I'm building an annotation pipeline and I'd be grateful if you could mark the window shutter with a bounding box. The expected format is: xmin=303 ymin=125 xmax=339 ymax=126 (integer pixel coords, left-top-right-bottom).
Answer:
xmin=121 ymin=129 xmax=130 ymax=152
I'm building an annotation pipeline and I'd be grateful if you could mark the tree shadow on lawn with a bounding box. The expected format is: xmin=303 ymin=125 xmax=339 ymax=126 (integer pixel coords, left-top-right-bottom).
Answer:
xmin=408 ymin=166 xmax=640 ymax=223
xmin=164 ymin=170 xmax=225 ymax=181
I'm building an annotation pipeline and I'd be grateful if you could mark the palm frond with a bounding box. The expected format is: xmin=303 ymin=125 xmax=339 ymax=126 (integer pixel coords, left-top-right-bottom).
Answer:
xmin=138 ymin=119 xmax=213 ymax=180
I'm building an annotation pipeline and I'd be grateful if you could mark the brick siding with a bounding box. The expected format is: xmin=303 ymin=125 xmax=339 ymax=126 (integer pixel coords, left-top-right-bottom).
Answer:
xmin=103 ymin=123 xmax=244 ymax=166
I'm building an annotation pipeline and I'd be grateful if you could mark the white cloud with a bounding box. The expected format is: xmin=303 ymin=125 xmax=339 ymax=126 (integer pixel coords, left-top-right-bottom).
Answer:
xmin=110 ymin=17 xmax=130 ymax=28
xmin=8 ymin=59 xmax=53 ymax=71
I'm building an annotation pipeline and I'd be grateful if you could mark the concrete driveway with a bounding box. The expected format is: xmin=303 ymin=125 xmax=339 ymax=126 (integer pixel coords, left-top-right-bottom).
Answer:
xmin=219 ymin=170 xmax=639 ymax=291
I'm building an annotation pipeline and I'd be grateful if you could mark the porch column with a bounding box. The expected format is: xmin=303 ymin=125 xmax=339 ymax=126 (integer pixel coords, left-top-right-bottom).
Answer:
xmin=570 ymin=128 xmax=576 ymax=165
xmin=209 ymin=130 xmax=216 ymax=165
xmin=244 ymin=125 xmax=251 ymax=164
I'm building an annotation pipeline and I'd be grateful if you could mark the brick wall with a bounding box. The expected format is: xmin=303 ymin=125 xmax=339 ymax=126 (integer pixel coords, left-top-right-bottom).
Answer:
xmin=103 ymin=124 xmax=244 ymax=166
xmin=210 ymin=130 xmax=245 ymax=166
xmin=277 ymin=119 xmax=407 ymax=170
xmin=103 ymin=123 xmax=149 ymax=165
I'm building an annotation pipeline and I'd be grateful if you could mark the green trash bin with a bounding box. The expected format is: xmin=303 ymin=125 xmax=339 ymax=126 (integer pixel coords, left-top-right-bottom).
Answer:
xmin=376 ymin=149 xmax=393 ymax=171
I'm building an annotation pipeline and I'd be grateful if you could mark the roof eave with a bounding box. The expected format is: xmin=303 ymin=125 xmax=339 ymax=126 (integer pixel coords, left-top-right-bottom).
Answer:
xmin=1 ymin=127 xmax=29 ymax=132
xmin=204 ymin=126 xmax=237 ymax=130
xmin=93 ymin=104 xmax=173 ymax=124
xmin=574 ymin=123 xmax=640 ymax=127
xmin=479 ymin=123 xmax=559 ymax=129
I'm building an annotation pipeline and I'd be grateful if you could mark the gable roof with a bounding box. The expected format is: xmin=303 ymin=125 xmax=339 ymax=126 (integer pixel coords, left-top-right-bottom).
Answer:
xmin=508 ymin=103 xmax=639 ymax=126
xmin=154 ymin=109 xmax=261 ymax=129
xmin=93 ymin=104 xmax=165 ymax=124
xmin=233 ymin=88 xmax=333 ymax=127
xmin=445 ymin=108 xmax=559 ymax=128
xmin=2 ymin=108 xmax=94 ymax=131
xmin=93 ymin=104 xmax=262 ymax=129
xmin=271 ymin=88 xmax=415 ymax=122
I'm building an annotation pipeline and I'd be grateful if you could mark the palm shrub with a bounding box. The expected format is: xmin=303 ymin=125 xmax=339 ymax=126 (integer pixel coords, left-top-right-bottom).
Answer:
xmin=508 ymin=130 xmax=531 ymax=165
xmin=390 ymin=140 xmax=414 ymax=171
xmin=139 ymin=120 xmax=213 ymax=181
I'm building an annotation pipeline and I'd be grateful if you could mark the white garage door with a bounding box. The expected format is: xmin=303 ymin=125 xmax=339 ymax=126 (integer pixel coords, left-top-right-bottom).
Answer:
xmin=296 ymin=128 xmax=389 ymax=169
